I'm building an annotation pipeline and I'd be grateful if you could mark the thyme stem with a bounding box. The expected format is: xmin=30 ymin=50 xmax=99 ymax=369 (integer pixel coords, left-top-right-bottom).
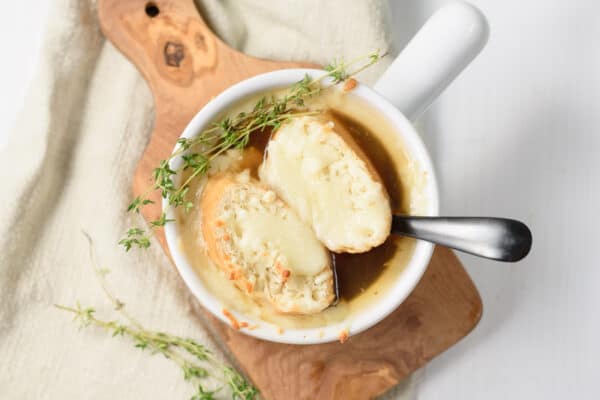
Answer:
xmin=120 ymin=50 xmax=386 ymax=251
xmin=56 ymin=234 xmax=259 ymax=400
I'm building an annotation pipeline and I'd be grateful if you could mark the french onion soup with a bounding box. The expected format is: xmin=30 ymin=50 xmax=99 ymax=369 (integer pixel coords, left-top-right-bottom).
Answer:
xmin=175 ymin=86 xmax=425 ymax=329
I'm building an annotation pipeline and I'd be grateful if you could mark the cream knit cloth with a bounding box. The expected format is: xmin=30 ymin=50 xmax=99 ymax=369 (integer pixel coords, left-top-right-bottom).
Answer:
xmin=0 ymin=0 xmax=417 ymax=398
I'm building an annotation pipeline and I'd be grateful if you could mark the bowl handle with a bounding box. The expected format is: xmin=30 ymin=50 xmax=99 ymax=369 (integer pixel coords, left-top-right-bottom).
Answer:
xmin=374 ymin=2 xmax=489 ymax=121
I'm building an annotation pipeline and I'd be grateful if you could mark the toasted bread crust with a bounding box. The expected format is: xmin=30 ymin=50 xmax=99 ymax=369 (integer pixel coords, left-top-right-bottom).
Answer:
xmin=200 ymin=173 xmax=335 ymax=314
xmin=201 ymin=174 xmax=254 ymax=295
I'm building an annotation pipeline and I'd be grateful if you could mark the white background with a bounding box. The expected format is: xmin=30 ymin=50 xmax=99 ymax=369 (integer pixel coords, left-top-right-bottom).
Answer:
xmin=1 ymin=1 xmax=598 ymax=398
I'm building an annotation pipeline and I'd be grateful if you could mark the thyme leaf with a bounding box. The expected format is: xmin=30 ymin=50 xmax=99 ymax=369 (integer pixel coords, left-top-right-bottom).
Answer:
xmin=56 ymin=233 xmax=259 ymax=400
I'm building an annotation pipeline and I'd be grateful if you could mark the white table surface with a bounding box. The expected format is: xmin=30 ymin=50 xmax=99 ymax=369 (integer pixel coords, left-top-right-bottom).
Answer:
xmin=1 ymin=1 xmax=597 ymax=398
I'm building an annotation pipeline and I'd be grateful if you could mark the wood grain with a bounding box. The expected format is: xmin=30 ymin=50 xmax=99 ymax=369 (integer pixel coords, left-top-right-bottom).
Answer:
xmin=97 ymin=1 xmax=483 ymax=398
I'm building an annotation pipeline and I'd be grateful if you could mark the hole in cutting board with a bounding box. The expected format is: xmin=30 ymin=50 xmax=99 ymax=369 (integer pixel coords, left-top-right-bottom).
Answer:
xmin=145 ymin=2 xmax=160 ymax=18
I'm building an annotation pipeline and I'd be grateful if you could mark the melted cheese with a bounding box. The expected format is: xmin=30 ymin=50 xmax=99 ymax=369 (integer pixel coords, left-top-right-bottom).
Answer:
xmin=260 ymin=116 xmax=391 ymax=253
xmin=228 ymin=204 xmax=329 ymax=277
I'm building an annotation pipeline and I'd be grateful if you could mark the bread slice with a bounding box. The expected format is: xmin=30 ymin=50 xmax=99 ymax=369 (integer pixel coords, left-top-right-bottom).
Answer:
xmin=259 ymin=114 xmax=392 ymax=253
xmin=200 ymin=171 xmax=335 ymax=314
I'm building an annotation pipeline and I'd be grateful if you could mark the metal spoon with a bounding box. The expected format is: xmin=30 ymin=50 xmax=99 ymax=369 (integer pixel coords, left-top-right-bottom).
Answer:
xmin=329 ymin=216 xmax=531 ymax=303
xmin=391 ymin=216 xmax=532 ymax=262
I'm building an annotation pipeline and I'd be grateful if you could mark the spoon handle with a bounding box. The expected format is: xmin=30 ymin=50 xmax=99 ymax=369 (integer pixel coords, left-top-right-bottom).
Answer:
xmin=391 ymin=216 xmax=532 ymax=262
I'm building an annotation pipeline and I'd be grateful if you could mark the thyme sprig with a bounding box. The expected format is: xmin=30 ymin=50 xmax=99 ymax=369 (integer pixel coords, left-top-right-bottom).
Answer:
xmin=120 ymin=50 xmax=386 ymax=251
xmin=56 ymin=233 xmax=258 ymax=400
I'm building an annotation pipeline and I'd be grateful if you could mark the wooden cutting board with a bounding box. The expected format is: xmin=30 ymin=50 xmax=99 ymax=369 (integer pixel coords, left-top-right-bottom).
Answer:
xmin=97 ymin=1 xmax=482 ymax=398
